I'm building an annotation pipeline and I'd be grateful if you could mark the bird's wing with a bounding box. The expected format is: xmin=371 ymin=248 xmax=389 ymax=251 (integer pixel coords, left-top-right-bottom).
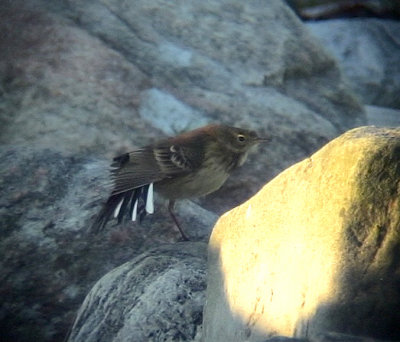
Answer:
xmin=153 ymin=142 xmax=202 ymax=174
xmin=110 ymin=148 xmax=163 ymax=195
xmin=111 ymin=139 xmax=205 ymax=195
xmin=90 ymin=133 xmax=209 ymax=234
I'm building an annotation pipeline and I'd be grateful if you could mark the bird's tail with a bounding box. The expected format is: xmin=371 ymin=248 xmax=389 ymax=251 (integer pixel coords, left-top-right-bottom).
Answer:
xmin=90 ymin=183 xmax=154 ymax=234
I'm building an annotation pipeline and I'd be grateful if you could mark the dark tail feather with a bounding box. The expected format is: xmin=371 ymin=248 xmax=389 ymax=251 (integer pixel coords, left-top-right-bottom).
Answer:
xmin=116 ymin=189 xmax=134 ymax=224
xmin=89 ymin=192 xmax=125 ymax=234
xmin=137 ymin=185 xmax=149 ymax=223
xmin=90 ymin=184 xmax=151 ymax=234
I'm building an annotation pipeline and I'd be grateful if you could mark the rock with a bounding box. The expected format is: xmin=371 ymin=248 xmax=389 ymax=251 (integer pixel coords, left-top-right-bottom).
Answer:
xmin=138 ymin=88 xmax=210 ymax=136
xmin=310 ymin=331 xmax=389 ymax=342
xmin=307 ymin=19 xmax=400 ymax=109
xmin=174 ymin=200 xmax=218 ymax=241
xmin=67 ymin=242 xmax=207 ymax=342
xmin=203 ymin=126 xmax=400 ymax=341
xmin=0 ymin=0 xmax=369 ymax=340
xmin=365 ymin=105 xmax=400 ymax=127
xmin=0 ymin=4 xmax=156 ymax=157
xmin=292 ymin=0 xmax=400 ymax=20
xmin=0 ymin=146 xmax=214 ymax=341
xmin=0 ymin=0 xmax=365 ymax=214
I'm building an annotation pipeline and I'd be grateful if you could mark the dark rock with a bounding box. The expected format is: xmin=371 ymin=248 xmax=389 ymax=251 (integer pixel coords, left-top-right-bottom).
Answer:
xmin=310 ymin=331 xmax=389 ymax=342
xmin=67 ymin=243 xmax=207 ymax=342
xmin=0 ymin=146 xmax=213 ymax=341
xmin=292 ymin=1 xmax=400 ymax=20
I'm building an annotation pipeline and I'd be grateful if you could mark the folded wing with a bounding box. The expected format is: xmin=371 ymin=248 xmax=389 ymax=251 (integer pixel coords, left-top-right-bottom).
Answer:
xmin=90 ymin=140 xmax=205 ymax=233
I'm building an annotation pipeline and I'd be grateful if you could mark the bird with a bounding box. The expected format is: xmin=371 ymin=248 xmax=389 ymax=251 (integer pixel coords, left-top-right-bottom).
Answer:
xmin=91 ymin=124 xmax=268 ymax=240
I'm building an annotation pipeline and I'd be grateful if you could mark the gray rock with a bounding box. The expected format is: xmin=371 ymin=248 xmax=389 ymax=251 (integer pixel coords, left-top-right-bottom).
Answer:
xmin=0 ymin=0 xmax=365 ymax=215
xmin=365 ymin=105 xmax=400 ymax=127
xmin=174 ymin=200 xmax=218 ymax=241
xmin=0 ymin=146 xmax=214 ymax=341
xmin=139 ymin=88 xmax=211 ymax=136
xmin=229 ymin=331 xmax=388 ymax=342
xmin=310 ymin=331 xmax=388 ymax=342
xmin=0 ymin=0 xmax=370 ymax=341
xmin=307 ymin=19 xmax=400 ymax=109
xmin=67 ymin=243 xmax=207 ymax=342
xmin=0 ymin=4 xmax=156 ymax=157
xmin=203 ymin=126 xmax=400 ymax=341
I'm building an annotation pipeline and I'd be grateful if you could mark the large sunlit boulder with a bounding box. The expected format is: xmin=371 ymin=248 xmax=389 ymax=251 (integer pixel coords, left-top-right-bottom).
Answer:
xmin=203 ymin=126 xmax=400 ymax=341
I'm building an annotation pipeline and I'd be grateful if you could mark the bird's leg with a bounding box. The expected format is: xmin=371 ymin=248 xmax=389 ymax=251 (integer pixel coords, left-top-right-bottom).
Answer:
xmin=168 ymin=200 xmax=189 ymax=241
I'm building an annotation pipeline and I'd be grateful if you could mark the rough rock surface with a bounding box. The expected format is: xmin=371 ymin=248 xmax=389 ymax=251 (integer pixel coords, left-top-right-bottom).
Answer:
xmin=307 ymin=19 xmax=400 ymax=109
xmin=0 ymin=0 xmax=365 ymax=215
xmin=366 ymin=105 xmax=400 ymax=127
xmin=203 ymin=126 xmax=400 ymax=341
xmin=0 ymin=0 xmax=371 ymax=341
xmin=0 ymin=146 xmax=214 ymax=342
xmin=67 ymin=243 xmax=207 ymax=342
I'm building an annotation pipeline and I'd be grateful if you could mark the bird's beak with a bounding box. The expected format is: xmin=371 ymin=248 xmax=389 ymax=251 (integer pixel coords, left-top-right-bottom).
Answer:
xmin=255 ymin=136 xmax=271 ymax=143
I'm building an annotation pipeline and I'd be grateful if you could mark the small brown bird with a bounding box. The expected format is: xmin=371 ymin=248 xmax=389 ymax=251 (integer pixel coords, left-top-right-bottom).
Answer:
xmin=91 ymin=124 xmax=268 ymax=240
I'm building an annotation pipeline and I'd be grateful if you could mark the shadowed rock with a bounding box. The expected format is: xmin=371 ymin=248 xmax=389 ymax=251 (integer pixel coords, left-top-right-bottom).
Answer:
xmin=67 ymin=243 xmax=207 ymax=342
xmin=0 ymin=146 xmax=214 ymax=341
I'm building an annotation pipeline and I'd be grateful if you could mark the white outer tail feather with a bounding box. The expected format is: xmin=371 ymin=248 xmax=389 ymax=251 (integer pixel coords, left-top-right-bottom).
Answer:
xmin=113 ymin=199 xmax=124 ymax=218
xmin=113 ymin=182 xmax=154 ymax=222
xmin=146 ymin=183 xmax=154 ymax=214
xmin=131 ymin=199 xmax=138 ymax=221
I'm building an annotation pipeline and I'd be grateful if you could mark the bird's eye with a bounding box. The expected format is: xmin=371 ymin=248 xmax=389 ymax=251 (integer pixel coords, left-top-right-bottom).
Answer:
xmin=237 ymin=134 xmax=246 ymax=142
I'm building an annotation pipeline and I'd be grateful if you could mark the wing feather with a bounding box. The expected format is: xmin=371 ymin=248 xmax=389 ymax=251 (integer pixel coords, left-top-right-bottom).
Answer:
xmin=111 ymin=140 xmax=205 ymax=195
xmin=91 ymin=130 xmax=210 ymax=233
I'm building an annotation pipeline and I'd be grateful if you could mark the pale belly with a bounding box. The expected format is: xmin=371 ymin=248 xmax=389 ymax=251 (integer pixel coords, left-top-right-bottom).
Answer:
xmin=155 ymin=165 xmax=230 ymax=200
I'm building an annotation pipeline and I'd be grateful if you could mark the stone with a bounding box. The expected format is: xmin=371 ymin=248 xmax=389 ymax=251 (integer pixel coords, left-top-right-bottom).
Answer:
xmin=0 ymin=0 xmax=365 ymax=214
xmin=0 ymin=146 xmax=214 ymax=341
xmin=0 ymin=4 xmax=156 ymax=157
xmin=67 ymin=243 xmax=207 ymax=342
xmin=0 ymin=0 xmax=369 ymax=340
xmin=203 ymin=126 xmax=400 ymax=341
xmin=365 ymin=105 xmax=400 ymax=127
xmin=138 ymin=88 xmax=210 ymax=136
xmin=307 ymin=19 xmax=400 ymax=109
